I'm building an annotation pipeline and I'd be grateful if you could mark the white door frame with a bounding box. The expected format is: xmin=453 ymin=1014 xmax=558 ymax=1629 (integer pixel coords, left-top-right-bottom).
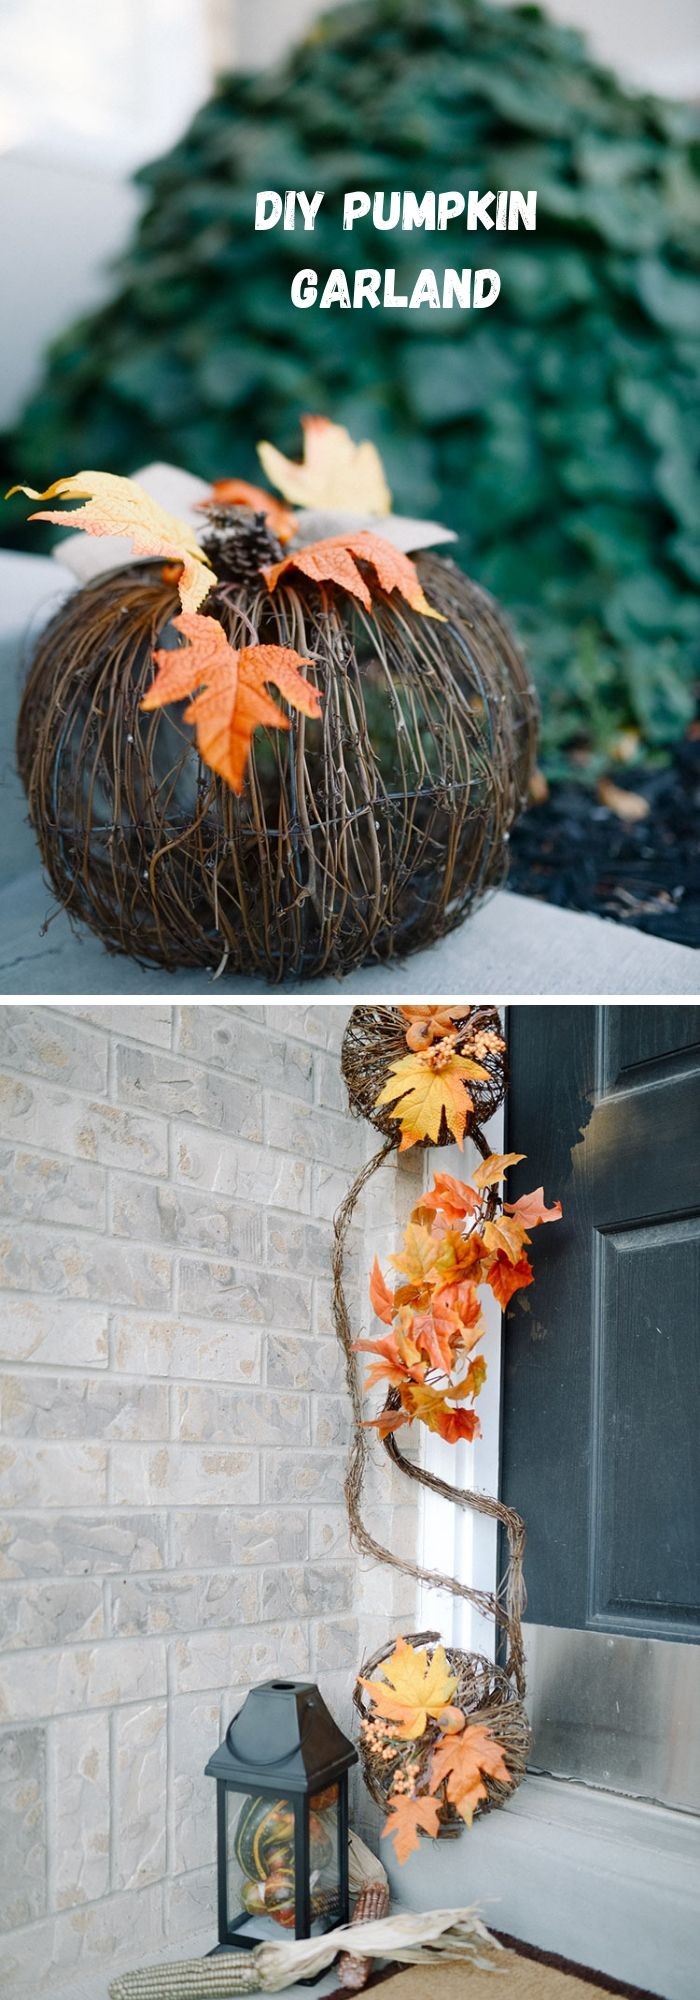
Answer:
xmin=417 ymin=1086 xmax=505 ymax=1655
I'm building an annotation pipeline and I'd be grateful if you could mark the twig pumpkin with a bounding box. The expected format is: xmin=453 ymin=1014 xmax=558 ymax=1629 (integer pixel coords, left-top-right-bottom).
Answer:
xmin=16 ymin=509 xmax=537 ymax=982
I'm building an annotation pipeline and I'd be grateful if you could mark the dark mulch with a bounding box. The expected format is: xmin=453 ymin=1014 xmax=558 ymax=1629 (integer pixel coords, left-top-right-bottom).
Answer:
xmin=509 ymin=739 xmax=700 ymax=951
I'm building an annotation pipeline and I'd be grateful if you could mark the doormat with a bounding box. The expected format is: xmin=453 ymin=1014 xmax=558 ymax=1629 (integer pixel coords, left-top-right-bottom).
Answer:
xmin=332 ymin=1932 xmax=663 ymax=2000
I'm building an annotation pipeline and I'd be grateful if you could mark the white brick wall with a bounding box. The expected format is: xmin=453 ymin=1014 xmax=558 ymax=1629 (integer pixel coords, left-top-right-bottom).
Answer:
xmin=0 ymin=1003 xmax=418 ymax=1995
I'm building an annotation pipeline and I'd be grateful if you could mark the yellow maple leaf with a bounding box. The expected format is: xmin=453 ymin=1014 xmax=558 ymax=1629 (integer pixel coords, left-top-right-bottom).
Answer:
xmin=376 ymin=1051 xmax=490 ymax=1152
xmin=472 ymin=1152 xmax=526 ymax=1190
xmin=258 ymin=413 xmax=391 ymax=515
xmin=7 ymin=472 xmax=214 ymax=614
xmin=359 ymin=1636 xmax=462 ymax=1740
xmin=388 ymin=1223 xmax=448 ymax=1287
xmin=482 ymin=1213 xmax=530 ymax=1265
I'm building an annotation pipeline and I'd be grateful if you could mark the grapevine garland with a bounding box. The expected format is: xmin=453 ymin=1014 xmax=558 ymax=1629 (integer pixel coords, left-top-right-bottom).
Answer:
xmin=333 ymin=1004 xmax=562 ymax=1864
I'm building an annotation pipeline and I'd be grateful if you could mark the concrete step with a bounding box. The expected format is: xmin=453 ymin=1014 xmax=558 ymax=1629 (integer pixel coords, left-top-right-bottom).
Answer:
xmin=0 ymin=866 xmax=696 ymax=996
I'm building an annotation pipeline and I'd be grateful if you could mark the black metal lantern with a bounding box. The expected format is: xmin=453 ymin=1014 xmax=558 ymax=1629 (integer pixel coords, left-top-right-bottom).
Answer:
xmin=205 ymin=1679 xmax=358 ymax=1960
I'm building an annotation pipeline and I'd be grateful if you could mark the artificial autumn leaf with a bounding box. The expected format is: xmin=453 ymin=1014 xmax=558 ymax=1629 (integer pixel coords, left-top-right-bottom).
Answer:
xmin=381 ymin=1791 xmax=442 ymax=1865
xmin=364 ymin=1401 xmax=413 ymax=1439
xmin=505 ymin=1187 xmax=563 ymax=1228
xmin=258 ymin=414 xmax=392 ymax=516
xmin=359 ymin=1636 xmax=461 ymax=1741
xmin=8 ymin=472 xmax=214 ymax=614
xmin=204 ymin=479 xmax=295 ymax=542
xmin=435 ymin=1231 xmax=487 ymax=1288
xmin=375 ymin=1051 xmax=490 ymax=1152
xmin=429 ymin=1722 xmax=511 ymax=1824
xmin=472 ymin=1152 xmax=526 ymax=1190
xmin=264 ymin=530 xmax=444 ymax=620
xmin=369 ymin=1256 xmax=394 ymax=1326
xmin=403 ymin=1382 xmax=482 ymax=1445
xmin=463 ymin=1354 xmax=488 ymax=1399
xmin=142 ymin=612 xmax=321 ymax=794
xmin=388 ymin=1223 xmax=446 ymax=1288
xmin=487 ymin=1250 xmax=534 ymax=1310
xmin=353 ymin=1325 xmax=424 ymax=1394
xmin=410 ymin=1306 xmax=461 ymax=1377
xmin=482 ymin=1213 xmax=530 ymax=1266
xmin=418 ymin=1174 xmax=481 ymax=1224
xmin=142 ymin=612 xmax=235 ymax=709
xmin=189 ymin=647 xmax=321 ymax=795
xmin=399 ymin=1006 xmax=466 ymax=1053
xmin=433 ymin=1285 xmax=485 ymax=1355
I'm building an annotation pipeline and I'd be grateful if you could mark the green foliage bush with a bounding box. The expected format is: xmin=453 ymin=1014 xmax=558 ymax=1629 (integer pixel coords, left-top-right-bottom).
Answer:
xmin=7 ymin=0 xmax=700 ymax=772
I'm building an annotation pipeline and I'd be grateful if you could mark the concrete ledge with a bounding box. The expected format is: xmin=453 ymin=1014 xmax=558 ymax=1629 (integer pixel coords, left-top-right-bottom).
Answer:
xmin=389 ymin=1773 xmax=700 ymax=2000
xmin=0 ymin=868 xmax=696 ymax=997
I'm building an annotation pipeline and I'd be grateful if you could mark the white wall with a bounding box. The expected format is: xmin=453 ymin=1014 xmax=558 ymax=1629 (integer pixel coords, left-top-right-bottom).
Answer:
xmin=0 ymin=155 xmax=141 ymax=431
xmin=233 ymin=0 xmax=700 ymax=92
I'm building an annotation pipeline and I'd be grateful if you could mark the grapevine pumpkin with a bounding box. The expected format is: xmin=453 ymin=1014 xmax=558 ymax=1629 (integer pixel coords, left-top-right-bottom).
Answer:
xmin=13 ymin=426 xmax=537 ymax=982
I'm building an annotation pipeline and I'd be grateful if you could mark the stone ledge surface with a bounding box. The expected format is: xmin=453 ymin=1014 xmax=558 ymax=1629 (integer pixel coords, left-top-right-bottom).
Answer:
xmin=0 ymin=868 xmax=696 ymax=997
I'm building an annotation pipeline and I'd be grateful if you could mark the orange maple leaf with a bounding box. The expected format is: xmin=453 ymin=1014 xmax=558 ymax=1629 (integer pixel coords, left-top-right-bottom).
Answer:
xmin=353 ymin=1326 xmax=425 ymax=1394
xmin=435 ymin=1231 xmax=487 ymax=1286
xmin=382 ymin=1791 xmax=442 ymax=1864
xmin=8 ymin=471 xmax=214 ymax=614
xmin=141 ymin=612 xmax=321 ymax=794
xmin=463 ymin=1354 xmax=488 ymax=1399
xmin=403 ymin=1382 xmax=482 ymax=1445
xmin=472 ymin=1152 xmax=526 ymax=1190
xmin=486 ymin=1250 xmax=534 ymax=1309
xmin=418 ymin=1174 xmax=481 ymax=1224
xmin=369 ymin=1255 xmax=394 ymax=1326
xmin=433 ymin=1289 xmax=486 ymax=1359
xmin=364 ymin=1402 xmax=413 ymax=1439
xmin=410 ymin=1307 xmax=460 ymax=1377
xmin=399 ymin=1006 xmax=465 ymax=1053
xmin=264 ymin=530 xmax=444 ymax=620
xmin=203 ymin=479 xmax=295 ymax=542
xmin=505 ymin=1186 xmax=562 ymax=1228
xmin=429 ymin=1723 xmax=511 ymax=1824
xmin=375 ymin=1050 xmax=490 ymax=1153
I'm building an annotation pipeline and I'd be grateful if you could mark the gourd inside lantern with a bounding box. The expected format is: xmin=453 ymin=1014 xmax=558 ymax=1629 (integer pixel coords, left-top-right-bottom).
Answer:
xmin=17 ymin=545 xmax=536 ymax=979
xmin=225 ymin=1784 xmax=341 ymax=1939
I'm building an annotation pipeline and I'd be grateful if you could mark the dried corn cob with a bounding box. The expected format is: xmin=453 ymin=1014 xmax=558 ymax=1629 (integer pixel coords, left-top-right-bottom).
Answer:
xmin=337 ymin=1879 xmax=391 ymax=1990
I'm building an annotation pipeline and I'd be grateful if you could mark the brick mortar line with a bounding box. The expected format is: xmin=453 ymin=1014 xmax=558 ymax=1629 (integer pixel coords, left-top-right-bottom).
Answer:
xmin=1 ymin=1136 xmax=342 ymax=1218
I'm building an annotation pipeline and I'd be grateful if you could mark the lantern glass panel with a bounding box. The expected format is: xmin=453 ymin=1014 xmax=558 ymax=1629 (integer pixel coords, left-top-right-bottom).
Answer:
xmin=224 ymin=1784 xmax=342 ymax=1942
xmin=309 ymin=1785 xmax=343 ymax=1935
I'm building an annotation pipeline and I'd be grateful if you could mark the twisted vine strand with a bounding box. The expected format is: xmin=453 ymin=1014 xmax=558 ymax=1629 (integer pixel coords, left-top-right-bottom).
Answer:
xmin=332 ymin=1136 xmax=526 ymax=1698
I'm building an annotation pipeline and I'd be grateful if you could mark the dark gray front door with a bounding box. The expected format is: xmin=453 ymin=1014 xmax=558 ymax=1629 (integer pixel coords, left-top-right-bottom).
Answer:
xmin=501 ymin=1005 xmax=700 ymax=1808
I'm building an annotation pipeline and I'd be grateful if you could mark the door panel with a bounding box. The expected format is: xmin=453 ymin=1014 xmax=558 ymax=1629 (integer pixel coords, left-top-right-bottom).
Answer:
xmin=601 ymin=1006 xmax=700 ymax=1094
xmin=502 ymin=1004 xmax=700 ymax=1640
xmin=593 ymin=1217 xmax=700 ymax=1629
xmin=501 ymin=1006 xmax=700 ymax=1805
